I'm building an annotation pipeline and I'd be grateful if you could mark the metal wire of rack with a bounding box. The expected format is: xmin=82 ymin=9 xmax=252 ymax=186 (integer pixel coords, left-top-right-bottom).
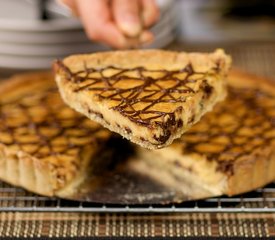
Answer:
xmin=0 ymin=181 xmax=274 ymax=213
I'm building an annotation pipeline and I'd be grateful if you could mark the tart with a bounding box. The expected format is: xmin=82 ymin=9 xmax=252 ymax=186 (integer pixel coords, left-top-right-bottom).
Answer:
xmin=54 ymin=49 xmax=231 ymax=149
xmin=0 ymin=72 xmax=111 ymax=197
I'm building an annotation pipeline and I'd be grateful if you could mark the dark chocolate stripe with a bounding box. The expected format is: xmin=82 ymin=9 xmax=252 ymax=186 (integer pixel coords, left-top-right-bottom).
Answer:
xmin=56 ymin=60 xmax=217 ymax=143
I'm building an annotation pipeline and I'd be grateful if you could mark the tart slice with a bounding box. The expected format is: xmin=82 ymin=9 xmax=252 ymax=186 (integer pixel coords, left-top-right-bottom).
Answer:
xmin=129 ymin=70 xmax=275 ymax=198
xmin=54 ymin=49 xmax=231 ymax=149
xmin=0 ymin=72 xmax=111 ymax=197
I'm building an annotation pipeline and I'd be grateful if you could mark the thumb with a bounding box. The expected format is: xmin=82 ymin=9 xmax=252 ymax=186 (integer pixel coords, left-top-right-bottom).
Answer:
xmin=112 ymin=0 xmax=143 ymax=37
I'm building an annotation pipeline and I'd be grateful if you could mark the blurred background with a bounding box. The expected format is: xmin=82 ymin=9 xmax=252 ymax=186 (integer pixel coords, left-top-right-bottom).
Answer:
xmin=0 ymin=0 xmax=275 ymax=72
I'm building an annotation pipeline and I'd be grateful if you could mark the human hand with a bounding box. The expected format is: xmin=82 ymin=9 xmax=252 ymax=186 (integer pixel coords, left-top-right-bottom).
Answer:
xmin=59 ymin=0 xmax=160 ymax=49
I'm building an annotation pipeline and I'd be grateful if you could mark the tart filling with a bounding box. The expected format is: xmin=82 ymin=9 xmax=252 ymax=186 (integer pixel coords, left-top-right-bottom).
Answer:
xmin=55 ymin=49 xmax=231 ymax=149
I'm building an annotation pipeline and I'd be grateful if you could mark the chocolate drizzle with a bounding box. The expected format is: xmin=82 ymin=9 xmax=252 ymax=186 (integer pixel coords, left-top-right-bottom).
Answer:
xmin=181 ymin=86 xmax=275 ymax=175
xmin=56 ymin=61 xmax=216 ymax=140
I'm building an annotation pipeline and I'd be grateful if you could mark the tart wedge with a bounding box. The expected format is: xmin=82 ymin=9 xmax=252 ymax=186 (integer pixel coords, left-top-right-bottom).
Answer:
xmin=54 ymin=49 xmax=231 ymax=149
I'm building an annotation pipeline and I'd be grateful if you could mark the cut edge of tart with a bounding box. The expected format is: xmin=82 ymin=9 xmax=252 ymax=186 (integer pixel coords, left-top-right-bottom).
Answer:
xmin=54 ymin=49 xmax=231 ymax=149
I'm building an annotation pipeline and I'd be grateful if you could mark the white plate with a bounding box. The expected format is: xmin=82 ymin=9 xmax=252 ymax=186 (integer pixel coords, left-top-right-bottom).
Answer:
xmin=0 ymin=44 xmax=108 ymax=69
xmin=0 ymin=0 xmax=175 ymax=69
xmin=0 ymin=22 xmax=175 ymax=57
xmin=0 ymin=18 xmax=82 ymax=32
xmin=0 ymin=30 xmax=88 ymax=44
xmin=0 ymin=1 xmax=174 ymax=44
xmin=0 ymin=7 xmax=177 ymax=56
xmin=0 ymin=0 xmax=173 ymax=32
xmin=0 ymin=0 xmax=39 ymax=20
xmin=0 ymin=15 xmax=171 ymax=45
xmin=0 ymin=27 xmax=174 ymax=69
xmin=0 ymin=42 xmax=107 ymax=56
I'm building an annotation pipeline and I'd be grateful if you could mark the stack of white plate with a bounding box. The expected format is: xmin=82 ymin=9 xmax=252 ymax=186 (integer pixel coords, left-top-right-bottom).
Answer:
xmin=0 ymin=0 xmax=177 ymax=70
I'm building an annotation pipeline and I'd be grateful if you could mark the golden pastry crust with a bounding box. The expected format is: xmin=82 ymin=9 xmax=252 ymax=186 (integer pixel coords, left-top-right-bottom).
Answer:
xmin=0 ymin=72 xmax=111 ymax=197
xmin=54 ymin=49 xmax=231 ymax=149
xmin=133 ymin=69 xmax=275 ymax=198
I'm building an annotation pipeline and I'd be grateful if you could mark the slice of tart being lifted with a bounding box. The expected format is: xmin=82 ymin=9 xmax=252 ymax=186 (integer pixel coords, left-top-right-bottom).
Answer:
xmin=54 ymin=49 xmax=231 ymax=149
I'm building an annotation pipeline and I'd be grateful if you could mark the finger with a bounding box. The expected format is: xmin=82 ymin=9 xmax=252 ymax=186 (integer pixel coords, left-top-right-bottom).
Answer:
xmin=141 ymin=0 xmax=160 ymax=27
xmin=76 ymin=0 xmax=128 ymax=49
xmin=139 ymin=30 xmax=154 ymax=44
xmin=93 ymin=23 xmax=129 ymax=49
xmin=125 ymin=31 xmax=154 ymax=49
xmin=112 ymin=0 xmax=142 ymax=37
xmin=57 ymin=0 xmax=79 ymax=15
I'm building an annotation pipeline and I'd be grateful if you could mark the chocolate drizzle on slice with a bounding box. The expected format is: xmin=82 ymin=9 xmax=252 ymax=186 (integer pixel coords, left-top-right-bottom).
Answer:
xmin=56 ymin=60 xmax=219 ymax=143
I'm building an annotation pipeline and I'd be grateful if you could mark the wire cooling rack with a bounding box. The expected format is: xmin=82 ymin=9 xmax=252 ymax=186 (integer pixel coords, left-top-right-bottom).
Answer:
xmin=0 ymin=181 xmax=274 ymax=213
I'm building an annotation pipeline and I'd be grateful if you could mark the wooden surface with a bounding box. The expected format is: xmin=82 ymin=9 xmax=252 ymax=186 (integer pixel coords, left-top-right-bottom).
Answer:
xmin=0 ymin=212 xmax=274 ymax=238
